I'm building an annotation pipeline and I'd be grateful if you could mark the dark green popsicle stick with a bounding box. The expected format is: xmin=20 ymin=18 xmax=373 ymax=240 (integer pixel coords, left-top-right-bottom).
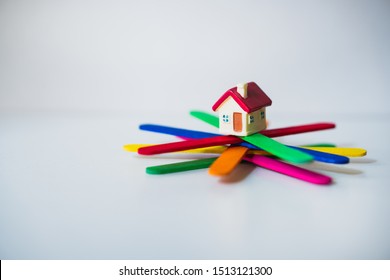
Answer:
xmin=190 ymin=110 xmax=313 ymax=164
xmin=146 ymin=157 xmax=217 ymax=174
xmin=302 ymin=143 xmax=336 ymax=147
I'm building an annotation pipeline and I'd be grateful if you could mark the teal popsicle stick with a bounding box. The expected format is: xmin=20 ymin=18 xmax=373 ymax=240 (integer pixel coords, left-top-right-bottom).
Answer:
xmin=190 ymin=110 xmax=313 ymax=164
xmin=146 ymin=157 xmax=217 ymax=174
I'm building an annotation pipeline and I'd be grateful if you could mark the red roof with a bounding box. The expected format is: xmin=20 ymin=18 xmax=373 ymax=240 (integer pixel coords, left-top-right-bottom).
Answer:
xmin=212 ymin=82 xmax=272 ymax=113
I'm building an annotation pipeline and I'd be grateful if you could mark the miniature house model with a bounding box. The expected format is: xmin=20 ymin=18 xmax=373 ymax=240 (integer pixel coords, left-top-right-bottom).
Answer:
xmin=212 ymin=82 xmax=272 ymax=136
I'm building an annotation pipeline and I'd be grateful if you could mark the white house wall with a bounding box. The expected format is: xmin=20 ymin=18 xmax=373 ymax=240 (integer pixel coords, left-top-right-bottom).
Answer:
xmin=246 ymin=108 xmax=266 ymax=135
xmin=215 ymin=97 xmax=267 ymax=136
xmin=215 ymin=97 xmax=246 ymax=135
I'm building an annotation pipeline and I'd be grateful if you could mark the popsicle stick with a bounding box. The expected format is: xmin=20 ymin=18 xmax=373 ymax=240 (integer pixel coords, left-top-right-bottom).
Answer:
xmin=245 ymin=155 xmax=332 ymax=185
xmin=124 ymin=144 xmax=229 ymax=154
xmin=137 ymin=135 xmax=242 ymax=155
xmin=124 ymin=143 xmax=359 ymax=164
xmin=145 ymin=153 xmax=332 ymax=185
xmin=146 ymin=157 xmax=218 ymax=174
xmin=242 ymin=133 xmax=313 ymax=164
xmin=238 ymin=143 xmax=348 ymax=164
xmin=302 ymin=143 xmax=336 ymax=147
xmin=189 ymin=111 xmax=219 ymax=128
xmin=262 ymin=123 xmax=336 ymax=138
xmin=208 ymin=146 xmax=249 ymax=176
xmin=139 ymin=124 xmax=220 ymax=138
xmin=291 ymin=146 xmax=349 ymax=164
xmin=139 ymin=122 xmax=335 ymax=141
xmin=302 ymin=147 xmax=367 ymax=157
xmin=189 ymin=111 xmax=336 ymax=137
xmin=137 ymin=124 xmax=348 ymax=163
xmin=124 ymin=144 xmax=150 ymax=152
xmin=139 ymin=122 xmax=313 ymax=163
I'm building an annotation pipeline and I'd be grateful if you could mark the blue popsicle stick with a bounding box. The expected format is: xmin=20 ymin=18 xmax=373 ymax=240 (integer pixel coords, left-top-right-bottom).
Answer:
xmin=139 ymin=124 xmax=349 ymax=164
xmin=139 ymin=124 xmax=220 ymax=138
xmin=239 ymin=142 xmax=348 ymax=164
xmin=289 ymin=146 xmax=348 ymax=164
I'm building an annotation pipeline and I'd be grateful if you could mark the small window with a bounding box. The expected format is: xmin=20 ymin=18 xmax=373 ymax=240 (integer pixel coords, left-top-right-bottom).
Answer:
xmin=248 ymin=115 xmax=255 ymax=124
xmin=222 ymin=114 xmax=229 ymax=123
xmin=260 ymin=111 xmax=265 ymax=119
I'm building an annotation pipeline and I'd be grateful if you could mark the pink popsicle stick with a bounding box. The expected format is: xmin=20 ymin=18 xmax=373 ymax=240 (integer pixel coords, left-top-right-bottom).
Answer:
xmin=244 ymin=155 xmax=332 ymax=185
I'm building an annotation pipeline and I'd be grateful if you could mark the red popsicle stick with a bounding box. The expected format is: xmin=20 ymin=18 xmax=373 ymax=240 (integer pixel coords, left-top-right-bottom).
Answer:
xmin=137 ymin=135 xmax=241 ymax=155
xmin=261 ymin=123 xmax=335 ymax=138
xmin=138 ymin=123 xmax=336 ymax=155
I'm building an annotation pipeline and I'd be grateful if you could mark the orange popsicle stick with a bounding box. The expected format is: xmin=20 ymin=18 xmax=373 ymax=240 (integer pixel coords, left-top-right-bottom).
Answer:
xmin=208 ymin=146 xmax=249 ymax=176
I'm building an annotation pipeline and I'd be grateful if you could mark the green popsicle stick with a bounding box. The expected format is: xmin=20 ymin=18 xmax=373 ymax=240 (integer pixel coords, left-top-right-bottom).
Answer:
xmin=146 ymin=157 xmax=217 ymax=174
xmin=190 ymin=110 xmax=313 ymax=164
xmin=301 ymin=143 xmax=336 ymax=147
xmin=190 ymin=111 xmax=219 ymax=128
xmin=242 ymin=134 xmax=313 ymax=163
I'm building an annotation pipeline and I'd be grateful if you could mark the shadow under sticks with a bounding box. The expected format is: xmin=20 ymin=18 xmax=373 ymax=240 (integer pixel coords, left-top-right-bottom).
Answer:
xmin=348 ymin=157 xmax=377 ymax=164
xmin=303 ymin=162 xmax=363 ymax=175
xmin=219 ymin=162 xmax=257 ymax=184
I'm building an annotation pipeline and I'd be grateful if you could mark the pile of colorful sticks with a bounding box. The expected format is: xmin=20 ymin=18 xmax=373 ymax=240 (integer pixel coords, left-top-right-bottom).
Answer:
xmin=124 ymin=111 xmax=367 ymax=185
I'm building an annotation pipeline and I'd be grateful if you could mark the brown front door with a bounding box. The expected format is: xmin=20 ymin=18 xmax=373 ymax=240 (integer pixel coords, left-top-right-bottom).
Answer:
xmin=233 ymin=112 xmax=242 ymax=132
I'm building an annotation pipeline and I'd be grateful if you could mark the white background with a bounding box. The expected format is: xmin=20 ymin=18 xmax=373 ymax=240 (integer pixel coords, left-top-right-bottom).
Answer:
xmin=1 ymin=0 xmax=389 ymax=259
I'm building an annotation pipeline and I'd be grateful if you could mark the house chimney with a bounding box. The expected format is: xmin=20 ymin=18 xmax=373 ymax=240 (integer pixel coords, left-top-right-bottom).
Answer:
xmin=237 ymin=83 xmax=248 ymax=98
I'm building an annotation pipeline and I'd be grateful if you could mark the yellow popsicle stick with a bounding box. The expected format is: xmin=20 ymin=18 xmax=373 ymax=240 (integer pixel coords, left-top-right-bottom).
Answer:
xmin=123 ymin=144 xmax=149 ymax=152
xmin=124 ymin=144 xmax=366 ymax=158
xmin=123 ymin=144 xmax=270 ymax=155
xmin=208 ymin=146 xmax=249 ymax=176
xmin=301 ymin=147 xmax=367 ymax=157
xmin=123 ymin=144 xmax=229 ymax=154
